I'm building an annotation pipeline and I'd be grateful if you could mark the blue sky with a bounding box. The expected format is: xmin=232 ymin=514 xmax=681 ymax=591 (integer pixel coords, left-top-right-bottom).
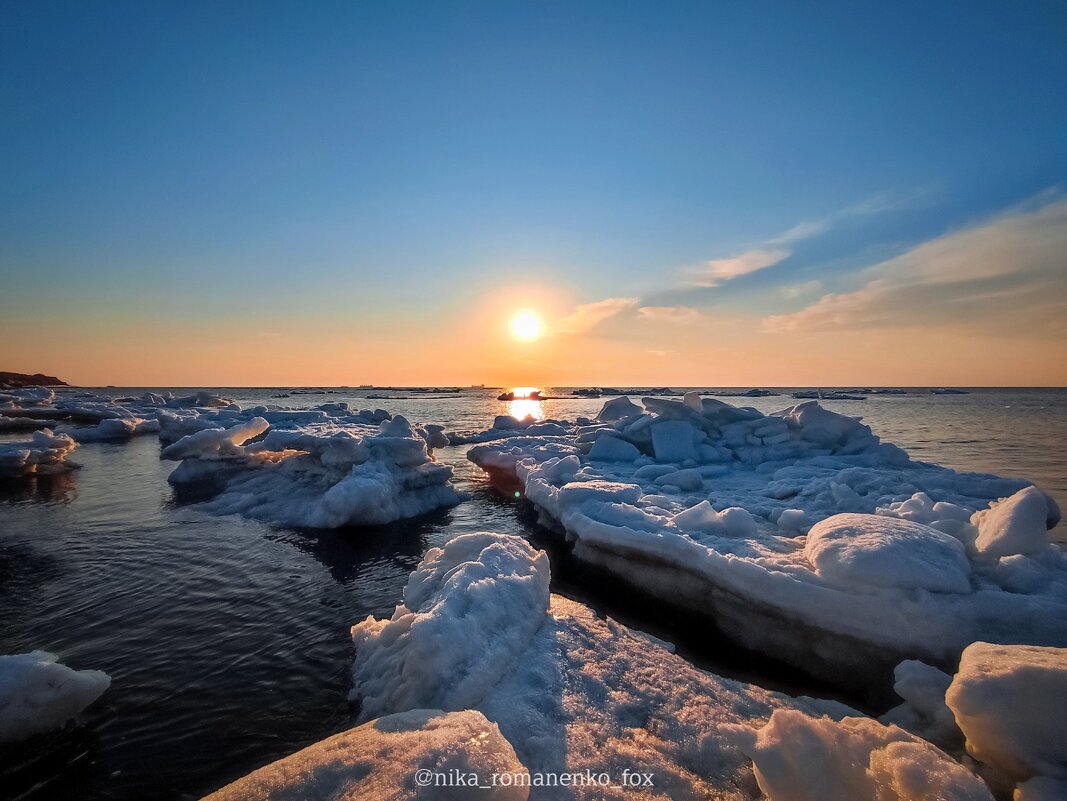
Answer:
xmin=2 ymin=1 xmax=1065 ymax=384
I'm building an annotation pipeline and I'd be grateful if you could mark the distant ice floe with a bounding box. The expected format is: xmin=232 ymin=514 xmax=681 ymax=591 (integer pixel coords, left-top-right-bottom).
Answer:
xmin=461 ymin=394 xmax=1067 ymax=686
xmin=0 ymin=387 xmax=462 ymax=529
xmin=447 ymin=414 xmax=572 ymax=445
xmin=0 ymin=651 xmax=110 ymax=742
xmin=162 ymin=413 xmax=463 ymax=528
xmin=340 ymin=532 xmax=994 ymax=801
xmin=0 ymin=388 xmax=239 ymax=453
xmin=202 ymin=709 xmax=528 ymax=801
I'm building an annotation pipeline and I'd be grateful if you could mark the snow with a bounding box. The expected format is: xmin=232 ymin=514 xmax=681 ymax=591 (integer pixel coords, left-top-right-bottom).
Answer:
xmin=971 ymin=486 xmax=1056 ymax=558
xmin=164 ymin=414 xmax=463 ymax=528
xmin=1014 ymin=777 xmax=1067 ymax=801
xmin=596 ymin=395 xmax=641 ymax=422
xmin=70 ymin=416 xmax=161 ymax=442
xmin=945 ymin=642 xmax=1067 ymax=782
xmin=587 ymin=434 xmax=641 ymax=462
xmin=804 ymin=514 xmax=972 ymax=593
xmin=878 ymin=660 xmax=958 ymax=747
xmin=350 ymin=533 xmax=551 ymax=719
xmin=672 ymin=501 xmax=756 ymax=536
xmin=734 ymin=709 xmax=992 ymax=801
xmin=0 ymin=651 xmax=110 ymax=742
xmin=462 ymin=396 xmax=1067 ymax=685
xmin=161 ymin=417 xmax=271 ymax=461
xmin=0 ymin=429 xmax=79 ymax=477
xmin=202 ymin=709 xmax=529 ymax=801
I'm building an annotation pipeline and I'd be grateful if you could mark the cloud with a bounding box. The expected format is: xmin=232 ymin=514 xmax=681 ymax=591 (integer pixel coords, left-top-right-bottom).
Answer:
xmin=764 ymin=196 xmax=1067 ymax=334
xmin=766 ymin=190 xmax=925 ymax=247
xmin=779 ymin=280 xmax=822 ymax=299
xmin=553 ymin=297 xmax=639 ymax=334
xmin=684 ymin=190 xmax=917 ymax=290
xmin=637 ymin=305 xmax=700 ymax=323
xmin=687 ymin=248 xmax=791 ymax=288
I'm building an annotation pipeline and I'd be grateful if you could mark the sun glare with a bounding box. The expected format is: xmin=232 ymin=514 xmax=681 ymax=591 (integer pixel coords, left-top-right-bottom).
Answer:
xmin=509 ymin=309 xmax=544 ymax=342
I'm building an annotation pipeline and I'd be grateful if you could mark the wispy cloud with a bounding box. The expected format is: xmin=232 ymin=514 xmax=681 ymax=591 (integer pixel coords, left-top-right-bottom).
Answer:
xmin=685 ymin=190 xmax=918 ymax=290
xmin=766 ymin=190 xmax=925 ymax=247
xmin=553 ymin=297 xmax=639 ymax=334
xmin=637 ymin=305 xmax=700 ymax=323
xmin=764 ymin=195 xmax=1067 ymax=333
xmin=779 ymin=280 xmax=822 ymax=299
xmin=687 ymin=248 xmax=790 ymax=288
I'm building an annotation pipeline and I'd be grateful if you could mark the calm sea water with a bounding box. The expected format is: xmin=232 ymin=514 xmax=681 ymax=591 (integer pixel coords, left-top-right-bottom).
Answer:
xmin=1 ymin=388 xmax=1065 ymax=800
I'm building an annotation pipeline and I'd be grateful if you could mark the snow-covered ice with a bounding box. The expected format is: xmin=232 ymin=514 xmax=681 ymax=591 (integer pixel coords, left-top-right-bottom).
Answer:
xmin=202 ymin=709 xmax=529 ymax=801
xmin=351 ymin=533 xmax=550 ymax=718
xmin=1014 ymin=776 xmax=1067 ymax=801
xmin=945 ymin=642 xmax=1067 ymax=782
xmin=804 ymin=514 xmax=972 ymax=593
xmin=734 ymin=709 xmax=993 ymax=801
xmin=348 ymin=532 xmax=994 ymax=800
xmin=971 ymin=486 xmax=1054 ymax=558
xmin=462 ymin=395 xmax=1067 ymax=685
xmin=873 ymin=643 xmax=1067 ymax=798
xmin=0 ymin=651 xmax=110 ymax=742
xmin=878 ymin=660 xmax=959 ymax=747
xmin=69 ymin=416 xmax=161 ymax=443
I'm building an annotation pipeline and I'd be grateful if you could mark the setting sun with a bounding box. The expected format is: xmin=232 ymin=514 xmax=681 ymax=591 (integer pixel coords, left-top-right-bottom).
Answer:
xmin=508 ymin=309 xmax=544 ymax=342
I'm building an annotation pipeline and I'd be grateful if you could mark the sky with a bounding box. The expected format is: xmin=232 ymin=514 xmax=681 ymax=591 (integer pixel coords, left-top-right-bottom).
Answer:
xmin=1 ymin=1 xmax=1066 ymax=387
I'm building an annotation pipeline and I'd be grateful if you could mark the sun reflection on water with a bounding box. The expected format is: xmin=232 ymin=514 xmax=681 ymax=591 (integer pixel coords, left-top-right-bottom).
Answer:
xmin=505 ymin=387 xmax=545 ymax=421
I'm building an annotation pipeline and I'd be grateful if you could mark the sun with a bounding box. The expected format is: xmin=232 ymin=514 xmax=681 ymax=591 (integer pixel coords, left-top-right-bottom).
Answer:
xmin=508 ymin=309 xmax=544 ymax=342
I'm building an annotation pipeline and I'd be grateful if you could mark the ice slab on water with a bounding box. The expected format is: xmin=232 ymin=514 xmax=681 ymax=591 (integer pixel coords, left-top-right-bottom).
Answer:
xmin=163 ymin=414 xmax=463 ymax=528
xmin=0 ymin=651 xmax=110 ymax=742
xmin=0 ymin=429 xmax=78 ymax=477
xmin=463 ymin=397 xmax=1067 ymax=684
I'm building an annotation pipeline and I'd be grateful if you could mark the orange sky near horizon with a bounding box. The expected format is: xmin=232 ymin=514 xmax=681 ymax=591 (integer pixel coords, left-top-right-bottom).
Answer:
xmin=4 ymin=300 xmax=1065 ymax=388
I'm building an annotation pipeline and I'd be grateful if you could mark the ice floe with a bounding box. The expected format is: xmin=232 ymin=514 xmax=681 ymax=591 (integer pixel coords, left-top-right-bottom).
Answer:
xmin=69 ymin=416 xmax=161 ymax=443
xmin=945 ymin=642 xmax=1067 ymax=784
xmin=162 ymin=413 xmax=463 ymax=528
xmin=0 ymin=651 xmax=110 ymax=742
xmin=347 ymin=532 xmax=993 ymax=800
xmin=0 ymin=429 xmax=79 ymax=477
xmin=461 ymin=395 xmax=1067 ymax=686
xmin=733 ymin=709 xmax=993 ymax=801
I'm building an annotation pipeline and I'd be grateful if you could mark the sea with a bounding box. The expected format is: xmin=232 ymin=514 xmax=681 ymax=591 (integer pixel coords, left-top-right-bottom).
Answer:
xmin=1 ymin=387 xmax=1065 ymax=800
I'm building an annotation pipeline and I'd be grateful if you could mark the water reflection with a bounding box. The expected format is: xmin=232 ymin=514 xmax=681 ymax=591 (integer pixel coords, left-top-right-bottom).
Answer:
xmin=504 ymin=387 xmax=546 ymax=421
xmin=0 ymin=470 xmax=79 ymax=505
xmin=507 ymin=398 xmax=545 ymax=421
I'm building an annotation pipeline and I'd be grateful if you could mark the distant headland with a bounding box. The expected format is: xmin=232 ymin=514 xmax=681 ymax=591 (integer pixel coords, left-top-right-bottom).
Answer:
xmin=0 ymin=371 xmax=69 ymax=389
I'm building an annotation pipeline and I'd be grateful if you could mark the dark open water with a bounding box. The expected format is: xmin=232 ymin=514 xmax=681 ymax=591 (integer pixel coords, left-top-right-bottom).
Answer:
xmin=1 ymin=388 xmax=1064 ymax=800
